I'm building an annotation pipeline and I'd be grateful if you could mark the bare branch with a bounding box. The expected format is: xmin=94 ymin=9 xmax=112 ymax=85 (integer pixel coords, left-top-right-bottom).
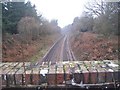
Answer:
xmin=85 ymin=5 xmax=101 ymax=16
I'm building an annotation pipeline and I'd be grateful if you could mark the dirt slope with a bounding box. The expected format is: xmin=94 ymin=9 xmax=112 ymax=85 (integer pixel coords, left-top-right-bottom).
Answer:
xmin=71 ymin=32 xmax=118 ymax=60
xmin=2 ymin=34 xmax=60 ymax=62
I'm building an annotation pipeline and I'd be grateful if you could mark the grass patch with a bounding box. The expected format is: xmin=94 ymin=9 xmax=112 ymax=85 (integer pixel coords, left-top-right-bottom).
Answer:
xmin=29 ymin=46 xmax=49 ymax=63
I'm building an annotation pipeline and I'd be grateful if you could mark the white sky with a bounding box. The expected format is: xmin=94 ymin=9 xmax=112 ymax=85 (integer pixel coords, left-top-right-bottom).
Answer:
xmin=29 ymin=0 xmax=88 ymax=28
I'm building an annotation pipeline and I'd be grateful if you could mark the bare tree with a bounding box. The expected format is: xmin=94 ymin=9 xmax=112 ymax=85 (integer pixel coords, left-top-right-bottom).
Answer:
xmin=17 ymin=17 xmax=40 ymax=43
xmin=84 ymin=0 xmax=119 ymax=35
xmin=85 ymin=0 xmax=108 ymax=16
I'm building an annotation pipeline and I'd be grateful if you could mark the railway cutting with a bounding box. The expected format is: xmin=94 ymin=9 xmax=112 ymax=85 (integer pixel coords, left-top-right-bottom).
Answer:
xmin=1 ymin=35 xmax=120 ymax=89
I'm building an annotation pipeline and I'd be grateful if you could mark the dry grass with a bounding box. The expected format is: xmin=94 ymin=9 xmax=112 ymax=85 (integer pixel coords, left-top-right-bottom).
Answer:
xmin=2 ymin=33 xmax=61 ymax=62
xmin=71 ymin=32 xmax=118 ymax=61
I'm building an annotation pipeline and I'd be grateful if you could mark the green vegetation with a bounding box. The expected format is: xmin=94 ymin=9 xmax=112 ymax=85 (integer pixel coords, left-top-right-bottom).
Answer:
xmin=2 ymin=1 xmax=61 ymax=62
xmin=2 ymin=1 xmax=61 ymax=36
xmin=2 ymin=1 xmax=37 ymax=34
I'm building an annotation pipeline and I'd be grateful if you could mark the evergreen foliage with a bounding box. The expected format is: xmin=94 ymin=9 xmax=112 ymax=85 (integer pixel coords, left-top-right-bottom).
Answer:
xmin=2 ymin=1 xmax=38 ymax=34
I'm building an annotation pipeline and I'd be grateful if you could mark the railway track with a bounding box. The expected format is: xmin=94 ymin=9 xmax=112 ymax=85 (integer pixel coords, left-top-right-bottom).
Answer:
xmin=38 ymin=35 xmax=76 ymax=65
xmin=1 ymin=35 xmax=120 ymax=89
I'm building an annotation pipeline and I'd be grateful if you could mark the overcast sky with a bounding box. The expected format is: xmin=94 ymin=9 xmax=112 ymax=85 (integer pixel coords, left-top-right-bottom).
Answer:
xmin=29 ymin=0 xmax=88 ymax=28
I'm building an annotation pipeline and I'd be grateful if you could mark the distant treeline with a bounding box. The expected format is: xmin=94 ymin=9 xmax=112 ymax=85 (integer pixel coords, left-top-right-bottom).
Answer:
xmin=2 ymin=1 xmax=61 ymax=42
xmin=65 ymin=1 xmax=119 ymax=36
